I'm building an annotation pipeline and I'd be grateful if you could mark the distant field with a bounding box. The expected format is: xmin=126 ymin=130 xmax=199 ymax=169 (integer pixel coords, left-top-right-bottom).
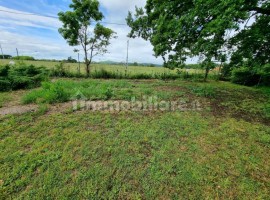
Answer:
xmin=0 ymin=59 xmax=212 ymax=76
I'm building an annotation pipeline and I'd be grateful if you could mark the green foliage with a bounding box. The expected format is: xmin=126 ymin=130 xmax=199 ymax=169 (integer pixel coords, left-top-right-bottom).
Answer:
xmin=13 ymin=56 xmax=35 ymax=61
xmin=260 ymin=64 xmax=270 ymax=86
xmin=58 ymin=0 xmax=116 ymax=77
xmin=0 ymin=55 xmax=12 ymax=59
xmin=127 ymin=0 xmax=270 ymax=79
xmin=22 ymin=82 xmax=70 ymax=104
xmin=9 ymin=64 xmax=49 ymax=90
xmin=104 ymin=87 xmax=113 ymax=100
xmin=230 ymin=15 xmax=270 ymax=67
xmin=50 ymin=62 xmax=83 ymax=78
xmin=91 ymin=68 xmax=123 ymax=79
xmin=65 ymin=56 xmax=77 ymax=63
xmin=0 ymin=64 xmax=49 ymax=91
xmin=189 ymin=85 xmax=216 ymax=98
xmin=231 ymin=66 xmax=270 ymax=86
xmin=36 ymin=104 xmax=49 ymax=115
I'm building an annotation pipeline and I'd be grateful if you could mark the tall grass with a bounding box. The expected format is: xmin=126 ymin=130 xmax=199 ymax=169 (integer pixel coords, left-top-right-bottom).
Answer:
xmin=50 ymin=66 xmax=213 ymax=81
xmin=22 ymin=80 xmax=133 ymax=104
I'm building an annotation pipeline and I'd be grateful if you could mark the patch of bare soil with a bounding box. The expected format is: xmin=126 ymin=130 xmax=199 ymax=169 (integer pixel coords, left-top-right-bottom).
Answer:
xmin=46 ymin=102 xmax=73 ymax=115
xmin=0 ymin=104 xmax=38 ymax=116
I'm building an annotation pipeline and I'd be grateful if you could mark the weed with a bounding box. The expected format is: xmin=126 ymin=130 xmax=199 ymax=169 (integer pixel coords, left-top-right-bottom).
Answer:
xmin=36 ymin=104 xmax=49 ymax=115
xmin=189 ymin=85 xmax=216 ymax=98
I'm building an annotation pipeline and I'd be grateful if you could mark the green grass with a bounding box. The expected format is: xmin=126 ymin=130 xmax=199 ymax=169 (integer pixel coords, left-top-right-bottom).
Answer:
xmin=0 ymin=111 xmax=269 ymax=199
xmin=0 ymin=59 xmax=172 ymax=75
xmin=0 ymin=92 xmax=12 ymax=108
xmin=22 ymin=79 xmax=270 ymax=120
xmin=1 ymin=79 xmax=270 ymax=199
xmin=22 ymin=79 xmax=187 ymax=104
xmin=0 ymin=59 xmax=218 ymax=77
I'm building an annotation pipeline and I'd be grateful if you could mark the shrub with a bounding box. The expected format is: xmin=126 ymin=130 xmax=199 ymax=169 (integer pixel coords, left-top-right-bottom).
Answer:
xmin=231 ymin=67 xmax=261 ymax=86
xmin=105 ymin=88 xmax=114 ymax=100
xmin=231 ymin=65 xmax=270 ymax=86
xmin=260 ymin=64 xmax=270 ymax=86
xmin=0 ymin=79 xmax=12 ymax=91
xmin=22 ymin=82 xmax=70 ymax=104
xmin=0 ymin=64 xmax=49 ymax=91
xmin=91 ymin=68 xmax=122 ymax=79
xmin=220 ymin=63 xmax=233 ymax=81
xmin=50 ymin=62 xmax=79 ymax=78
xmin=13 ymin=56 xmax=35 ymax=61
xmin=8 ymin=64 xmax=49 ymax=90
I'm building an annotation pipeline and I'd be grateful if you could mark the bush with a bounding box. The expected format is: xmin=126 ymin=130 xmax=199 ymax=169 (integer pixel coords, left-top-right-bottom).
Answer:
xmin=231 ymin=65 xmax=270 ymax=86
xmin=22 ymin=82 xmax=70 ymax=104
xmin=231 ymin=67 xmax=261 ymax=86
xmin=13 ymin=56 xmax=35 ymax=61
xmin=220 ymin=63 xmax=233 ymax=81
xmin=91 ymin=68 xmax=123 ymax=79
xmin=0 ymin=64 xmax=49 ymax=91
xmin=260 ymin=64 xmax=270 ymax=86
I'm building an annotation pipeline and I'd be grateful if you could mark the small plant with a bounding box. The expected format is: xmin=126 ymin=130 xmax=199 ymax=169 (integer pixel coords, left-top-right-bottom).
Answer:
xmin=104 ymin=88 xmax=114 ymax=100
xmin=189 ymin=85 xmax=216 ymax=98
xmin=22 ymin=82 xmax=70 ymax=104
xmin=36 ymin=104 xmax=49 ymax=115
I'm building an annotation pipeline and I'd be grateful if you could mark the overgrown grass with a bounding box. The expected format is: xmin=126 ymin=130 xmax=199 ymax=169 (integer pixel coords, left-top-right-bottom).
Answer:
xmin=22 ymin=79 xmax=187 ymax=104
xmin=1 ymin=78 xmax=270 ymax=198
xmin=21 ymin=79 xmax=270 ymax=123
xmin=53 ymin=67 xmax=210 ymax=81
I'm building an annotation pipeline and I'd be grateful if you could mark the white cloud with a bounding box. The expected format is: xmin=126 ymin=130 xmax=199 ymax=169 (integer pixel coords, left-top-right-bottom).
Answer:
xmin=0 ymin=2 xmax=167 ymax=64
xmin=0 ymin=6 xmax=61 ymax=29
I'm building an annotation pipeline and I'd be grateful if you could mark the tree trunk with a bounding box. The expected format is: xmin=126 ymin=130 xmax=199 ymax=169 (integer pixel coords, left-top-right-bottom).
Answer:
xmin=204 ymin=67 xmax=210 ymax=82
xmin=86 ymin=63 xmax=90 ymax=77
xmin=84 ymin=48 xmax=90 ymax=78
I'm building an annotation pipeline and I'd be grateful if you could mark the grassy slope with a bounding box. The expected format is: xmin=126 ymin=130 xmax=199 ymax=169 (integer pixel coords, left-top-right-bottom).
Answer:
xmin=0 ymin=79 xmax=270 ymax=199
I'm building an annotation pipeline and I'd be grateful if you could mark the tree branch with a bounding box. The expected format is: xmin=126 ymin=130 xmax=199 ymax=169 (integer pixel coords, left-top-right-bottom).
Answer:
xmin=250 ymin=7 xmax=270 ymax=15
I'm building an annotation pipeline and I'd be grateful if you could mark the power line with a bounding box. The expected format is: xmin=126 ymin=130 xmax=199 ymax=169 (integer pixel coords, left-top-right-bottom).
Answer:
xmin=0 ymin=9 xmax=58 ymax=18
xmin=0 ymin=9 xmax=127 ymax=26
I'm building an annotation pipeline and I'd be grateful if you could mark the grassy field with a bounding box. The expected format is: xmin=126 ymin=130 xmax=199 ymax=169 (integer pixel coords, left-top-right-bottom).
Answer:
xmin=0 ymin=79 xmax=270 ymax=199
xmin=0 ymin=59 xmax=210 ymax=76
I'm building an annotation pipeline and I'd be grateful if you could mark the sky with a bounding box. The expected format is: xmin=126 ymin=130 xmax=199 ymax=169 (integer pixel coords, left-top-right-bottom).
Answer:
xmin=0 ymin=0 xmax=172 ymax=64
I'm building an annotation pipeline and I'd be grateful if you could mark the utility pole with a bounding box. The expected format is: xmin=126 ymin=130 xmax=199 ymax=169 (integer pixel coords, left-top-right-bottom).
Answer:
xmin=126 ymin=40 xmax=129 ymax=67
xmin=0 ymin=44 xmax=4 ymax=59
xmin=74 ymin=49 xmax=80 ymax=74
xmin=16 ymin=48 xmax=19 ymax=57
xmin=78 ymin=52 xmax=80 ymax=74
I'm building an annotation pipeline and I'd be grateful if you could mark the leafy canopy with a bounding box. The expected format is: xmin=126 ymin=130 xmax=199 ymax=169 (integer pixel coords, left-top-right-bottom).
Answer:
xmin=58 ymin=0 xmax=116 ymax=76
xmin=126 ymin=0 xmax=270 ymax=70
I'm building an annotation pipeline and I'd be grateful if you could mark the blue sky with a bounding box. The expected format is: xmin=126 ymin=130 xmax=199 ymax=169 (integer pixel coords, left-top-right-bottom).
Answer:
xmin=0 ymin=0 xmax=197 ymax=64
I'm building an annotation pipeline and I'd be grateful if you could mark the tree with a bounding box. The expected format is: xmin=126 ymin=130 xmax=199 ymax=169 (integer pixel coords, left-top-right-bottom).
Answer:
xmin=58 ymin=0 xmax=116 ymax=77
xmin=0 ymin=55 xmax=12 ymax=59
xmin=67 ymin=56 xmax=77 ymax=63
xmin=126 ymin=0 xmax=270 ymax=80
